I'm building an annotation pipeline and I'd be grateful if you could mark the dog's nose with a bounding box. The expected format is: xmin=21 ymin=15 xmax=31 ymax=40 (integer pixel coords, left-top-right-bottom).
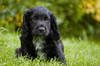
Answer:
xmin=38 ymin=27 xmax=45 ymax=33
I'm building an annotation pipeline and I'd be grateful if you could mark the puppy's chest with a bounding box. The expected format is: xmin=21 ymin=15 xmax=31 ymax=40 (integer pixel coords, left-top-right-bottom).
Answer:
xmin=33 ymin=37 xmax=47 ymax=59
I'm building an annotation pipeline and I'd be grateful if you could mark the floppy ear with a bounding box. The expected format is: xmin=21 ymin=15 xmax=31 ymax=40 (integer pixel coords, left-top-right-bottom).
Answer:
xmin=23 ymin=9 xmax=30 ymax=31
xmin=51 ymin=14 xmax=60 ymax=41
xmin=21 ymin=10 xmax=30 ymax=38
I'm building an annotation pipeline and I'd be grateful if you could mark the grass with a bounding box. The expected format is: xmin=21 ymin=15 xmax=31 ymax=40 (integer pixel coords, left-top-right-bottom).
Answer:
xmin=0 ymin=32 xmax=100 ymax=66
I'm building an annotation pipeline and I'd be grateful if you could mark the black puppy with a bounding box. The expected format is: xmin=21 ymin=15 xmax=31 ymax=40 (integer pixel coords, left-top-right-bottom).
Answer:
xmin=15 ymin=6 xmax=66 ymax=64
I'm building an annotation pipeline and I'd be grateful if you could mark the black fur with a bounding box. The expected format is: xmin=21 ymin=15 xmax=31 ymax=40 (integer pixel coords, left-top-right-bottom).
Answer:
xmin=15 ymin=6 xmax=66 ymax=64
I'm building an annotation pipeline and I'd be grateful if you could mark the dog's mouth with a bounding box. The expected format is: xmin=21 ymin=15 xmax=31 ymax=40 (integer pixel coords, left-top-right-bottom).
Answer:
xmin=38 ymin=33 xmax=46 ymax=37
xmin=32 ymin=30 xmax=48 ymax=37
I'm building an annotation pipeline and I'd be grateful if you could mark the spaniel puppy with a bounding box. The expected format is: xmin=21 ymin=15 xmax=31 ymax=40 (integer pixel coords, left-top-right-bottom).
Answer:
xmin=15 ymin=6 xmax=66 ymax=64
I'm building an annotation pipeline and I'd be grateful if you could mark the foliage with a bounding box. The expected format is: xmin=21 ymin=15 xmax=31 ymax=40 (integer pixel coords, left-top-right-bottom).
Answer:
xmin=78 ymin=0 xmax=100 ymax=39
xmin=80 ymin=0 xmax=100 ymax=21
xmin=0 ymin=32 xmax=100 ymax=65
xmin=0 ymin=0 xmax=100 ymax=39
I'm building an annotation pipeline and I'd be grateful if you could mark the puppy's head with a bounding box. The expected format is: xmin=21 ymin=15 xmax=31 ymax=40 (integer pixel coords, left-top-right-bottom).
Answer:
xmin=22 ymin=6 xmax=60 ymax=40
xmin=29 ymin=6 xmax=51 ymax=36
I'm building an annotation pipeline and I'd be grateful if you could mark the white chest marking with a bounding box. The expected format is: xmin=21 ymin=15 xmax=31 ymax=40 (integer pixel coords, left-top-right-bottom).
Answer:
xmin=33 ymin=37 xmax=47 ymax=59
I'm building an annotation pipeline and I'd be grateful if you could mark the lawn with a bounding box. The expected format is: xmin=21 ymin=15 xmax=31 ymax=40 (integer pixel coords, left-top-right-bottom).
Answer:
xmin=0 ymin=32 xmax=100 ymax=66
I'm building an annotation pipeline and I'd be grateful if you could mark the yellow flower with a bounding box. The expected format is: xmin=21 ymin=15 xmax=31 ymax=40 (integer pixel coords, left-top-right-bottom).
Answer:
xmin=95 ymin=15 xmax=100 ymax=21
xmin=7 ymin=16 xmax=14 ymax=22
xmin=15 ymin=14 xmax=20 ymax=21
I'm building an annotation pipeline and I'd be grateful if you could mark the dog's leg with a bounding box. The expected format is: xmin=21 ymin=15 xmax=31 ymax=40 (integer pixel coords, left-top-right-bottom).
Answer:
xmin=15 ymin=48 xmax=21 ymax=57
xmin=54 ymin=42 xmax=66 ymax=64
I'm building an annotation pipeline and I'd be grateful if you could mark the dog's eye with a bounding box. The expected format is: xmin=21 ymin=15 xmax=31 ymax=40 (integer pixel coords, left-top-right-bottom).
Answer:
xmin=32 ymin=18 xmax=37 ymax=21
xmin=45 ymin=19 xmax=49 ymax=21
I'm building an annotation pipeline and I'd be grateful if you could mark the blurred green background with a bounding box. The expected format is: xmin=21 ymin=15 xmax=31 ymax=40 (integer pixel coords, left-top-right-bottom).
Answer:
xmin=0 ymin=0 xmax=100 ymax=40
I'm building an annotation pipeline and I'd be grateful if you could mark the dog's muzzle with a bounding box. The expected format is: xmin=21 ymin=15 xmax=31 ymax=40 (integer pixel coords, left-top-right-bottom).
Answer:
xmin=38 ymin=27 xmax=45 ymax=33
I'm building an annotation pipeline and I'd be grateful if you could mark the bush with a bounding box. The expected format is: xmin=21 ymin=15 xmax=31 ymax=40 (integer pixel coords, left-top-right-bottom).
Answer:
xmin=0 ymin=0 xmax=100 ymax=39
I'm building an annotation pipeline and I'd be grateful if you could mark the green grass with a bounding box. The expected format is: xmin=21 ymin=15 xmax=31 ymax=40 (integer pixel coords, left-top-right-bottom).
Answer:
xmin=0 ymin=32 xmax=100 ymax=66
